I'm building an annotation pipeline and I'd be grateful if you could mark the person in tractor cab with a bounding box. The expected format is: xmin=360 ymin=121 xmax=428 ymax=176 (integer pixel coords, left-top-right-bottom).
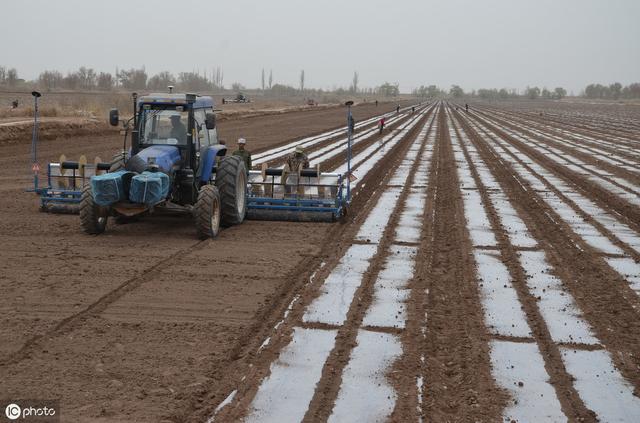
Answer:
xmin=169 ymin=114 xmax=187 ymax=144
xmin=232 ymin=138 xmax=252 ymax=173
xmin=286 ymin=146 xmax=310 ymax=172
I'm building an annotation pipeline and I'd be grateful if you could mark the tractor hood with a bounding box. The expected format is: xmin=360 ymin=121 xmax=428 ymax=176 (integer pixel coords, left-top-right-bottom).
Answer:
xmin=126 ymin=145 xmax=181 ymax=174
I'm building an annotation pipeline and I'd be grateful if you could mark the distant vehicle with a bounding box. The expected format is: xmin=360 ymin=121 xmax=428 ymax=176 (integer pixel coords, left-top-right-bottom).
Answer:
xmin=222 ymin=93 xmax=250 ymax=104
xmin=306 ymin=99 xmax=317 ymax=106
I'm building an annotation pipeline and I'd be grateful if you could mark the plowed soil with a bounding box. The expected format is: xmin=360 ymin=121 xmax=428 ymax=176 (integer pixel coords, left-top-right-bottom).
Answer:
xmin=1 ymin=98 xmax=639 ymax=423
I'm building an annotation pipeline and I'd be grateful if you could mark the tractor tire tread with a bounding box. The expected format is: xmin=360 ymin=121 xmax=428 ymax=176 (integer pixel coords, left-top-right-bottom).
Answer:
xmin=216 ymin=155 xmax=247 ymax=227
xmin=194 ymin=185 xmax=221 ymax=239
xmin=80 ymin=185 xmax=107 ymax=234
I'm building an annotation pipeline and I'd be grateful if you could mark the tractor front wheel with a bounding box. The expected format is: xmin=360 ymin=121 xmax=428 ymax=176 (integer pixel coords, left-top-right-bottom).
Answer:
xmin=80 ymin=185 xmax=109 ymax=234
xmin=194 ymin=184 xmax=222 ymax=239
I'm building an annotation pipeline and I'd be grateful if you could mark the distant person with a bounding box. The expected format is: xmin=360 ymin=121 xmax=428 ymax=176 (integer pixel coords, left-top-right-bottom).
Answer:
xmin=378 ymin=117 xmax=385 ymax=134
xmin=465 ymin=103 xmax=469 ymax=112
xmin=396 ymin=104 xmax=400 ymax=114
xmin=348 ymin=114 xmax=356 ymax=135
xmin=286 ymin=146 xmax=310 ymax=172
xmin=11 ymin=99 xmax=18 ymax=109
xmin=232 ymin=138 xmax=252 ymax=172
xmin=411 ymin=106 xmax=415 ymax=113
xmin=375 ymin=100 xmax=378 ymax=107
xmin=169 ymin=114 xmax=187 ymax=144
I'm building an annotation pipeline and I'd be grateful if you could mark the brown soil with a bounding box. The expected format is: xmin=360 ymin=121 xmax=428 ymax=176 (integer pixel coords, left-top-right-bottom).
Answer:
xmin=1 ymin=98 xmax=639 ymax=423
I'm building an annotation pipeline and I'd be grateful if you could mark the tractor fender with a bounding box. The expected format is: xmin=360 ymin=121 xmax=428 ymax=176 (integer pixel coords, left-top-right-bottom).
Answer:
xmin=199 ymin=145 xmax=228 ymax=182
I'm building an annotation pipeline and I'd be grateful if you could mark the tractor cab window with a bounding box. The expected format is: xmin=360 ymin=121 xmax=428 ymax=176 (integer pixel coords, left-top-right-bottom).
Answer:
xmin=194 ymin=109 xmax=210 ymax=148
xmin=140 ymin=108 xmax=189 ymax=146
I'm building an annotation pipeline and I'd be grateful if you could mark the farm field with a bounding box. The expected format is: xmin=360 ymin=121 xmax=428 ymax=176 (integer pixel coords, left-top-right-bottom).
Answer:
xmin=1 ymin=99 xmax=639 ymax=422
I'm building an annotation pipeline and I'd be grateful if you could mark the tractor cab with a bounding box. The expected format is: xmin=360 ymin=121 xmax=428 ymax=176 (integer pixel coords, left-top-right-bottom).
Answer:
xmin=136 ymin=93 xmax=218 ymax=149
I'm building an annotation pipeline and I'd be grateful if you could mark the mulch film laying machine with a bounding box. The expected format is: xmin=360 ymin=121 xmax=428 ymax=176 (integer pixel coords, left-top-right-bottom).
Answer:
xmin=244 ymin=100 xmax=356 ymax=221
xmin=27 ymin=91 xmax=353 ymax=235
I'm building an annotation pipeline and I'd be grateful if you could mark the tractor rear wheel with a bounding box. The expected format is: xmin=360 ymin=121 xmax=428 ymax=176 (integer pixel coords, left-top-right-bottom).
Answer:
xmin=216 ymin=155 xmax=247 ymax=227
xmin=80 ymin=185 xmax=109 ymax=234
xmin=194 ymin=184 xmax=221 ymax=239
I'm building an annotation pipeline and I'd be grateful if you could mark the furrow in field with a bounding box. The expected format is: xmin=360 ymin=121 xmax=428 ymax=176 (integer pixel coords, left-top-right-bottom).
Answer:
xmin=449 ymin=106 xmax=640 ymax=421
xmin=478 ymin=106 xmax=640 ymax=161
xmin=462 ymin=110 xmax=640 ymax=293
xmin=206 ymin=105 xmax=434 ymax=422
xmin=473 ymin=109 xmax=640 ymax=198
xmin=452 ymin=106 xmax=640 ymax=421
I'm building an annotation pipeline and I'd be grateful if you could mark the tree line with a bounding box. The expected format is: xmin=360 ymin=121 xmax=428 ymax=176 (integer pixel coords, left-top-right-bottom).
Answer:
xmin=583 ymin=82 xmax=640 ymax=100
xmin=0 ymin=65 xmax=404 ymax=98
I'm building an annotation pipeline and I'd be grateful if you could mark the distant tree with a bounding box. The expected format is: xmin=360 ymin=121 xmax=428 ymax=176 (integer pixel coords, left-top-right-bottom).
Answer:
xmin=449 ymin=85 xmax=464 ymax=98
xmin=609 ymin=82 xmax=622 ymax=100
xmin=553 ymin=87 xmax=567 ymax=99
xmin=147 ymin=71 xmax=175 ymax=91
xmin=427 ymin=85 xmax=442 ymax=98
xmin=498 ymin=88 xmax=509 ymax=99
xmin=300 ymin=69 xmax=305 ymax=92
xmin=268 ymin=69 xmax=273 ymax=89
xmin=541 ymin=87 xmax=551 ymax=99
xmin=118 ymin=67 xmax=148 ymax=90
xmin=39 ymin=70 xmax=64 ymax=91
xmin=178 ymin=72 xmax=210 ymax=91
xmin=377 ymin=82 xmax=399 ymax=97
xmin=6 ymin=68 xmax=19 ymax=86
xmin=97 ymin=72 xmax=113 ymax=91
xmin=76 ymin=67 xmax=97 ymax=90
xmin=214 ymin=66 xmax=224 ymax=88
xmin=622 ymin=83 xmax=640 ymax=99
xmin=269 ymin=83 xmax=298 ymax=97
xmin=351 ymin=71 xmax=359 ymax=94
xmin=478 ymin=88 xmax=500 ymax=100
xmin=261 ymin=68 xmax=265 ymax=91
xmin=231 ymin=82 xmax=246 ymax=92
xmin=525 ymin=86 xmax=541 ymax=99
xmin=0 ymin=66 xmax=6 ymax=83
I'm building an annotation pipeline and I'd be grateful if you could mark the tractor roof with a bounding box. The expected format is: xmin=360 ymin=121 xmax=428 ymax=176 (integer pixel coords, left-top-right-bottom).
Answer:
xmin=138 ymin=93 xmax=214 ymax=109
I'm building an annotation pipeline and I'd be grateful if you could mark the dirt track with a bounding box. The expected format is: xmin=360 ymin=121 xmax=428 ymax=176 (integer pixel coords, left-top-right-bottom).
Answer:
xmin=1 ymin=99 xmax=639 ymax=422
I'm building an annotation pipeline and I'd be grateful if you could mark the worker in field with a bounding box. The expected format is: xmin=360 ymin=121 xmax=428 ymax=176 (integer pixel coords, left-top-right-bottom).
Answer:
xmin=348 ymin=114 xmax=356 ymax=135
xmin=396 ymin=104 xmax=400 ymax=114
xmin=232 ymin=138 xmax=252 ymax=172
xmin=465 ymin=103 xmax=469 ymax=112
xmin=169 ymin=114 xmax=187 ymax=144
xmin=378 ymin=116 xmax=385 ymax=134
xmin=286 ymin=145 xmax=310 ymax=172
xmin=375 ymin=100 xmax=378 ymax=107
xmin=11 ymin=99 xmax=19 ymax=109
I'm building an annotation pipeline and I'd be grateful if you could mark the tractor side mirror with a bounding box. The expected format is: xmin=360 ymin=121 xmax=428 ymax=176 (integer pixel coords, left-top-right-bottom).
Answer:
xmin=109 ymin=109 xmax=119 ymax=126
xmin=205 ymin=112 xmax=216 ymax=129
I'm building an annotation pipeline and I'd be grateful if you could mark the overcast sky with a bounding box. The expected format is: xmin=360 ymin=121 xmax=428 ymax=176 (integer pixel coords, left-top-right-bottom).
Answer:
xmin=2 ymin=0 xmax=638 ymax=93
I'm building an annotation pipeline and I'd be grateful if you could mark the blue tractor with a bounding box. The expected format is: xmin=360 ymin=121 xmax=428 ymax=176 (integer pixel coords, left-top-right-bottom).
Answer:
xmin=80 ymin=93 xmax=247 ymax=238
